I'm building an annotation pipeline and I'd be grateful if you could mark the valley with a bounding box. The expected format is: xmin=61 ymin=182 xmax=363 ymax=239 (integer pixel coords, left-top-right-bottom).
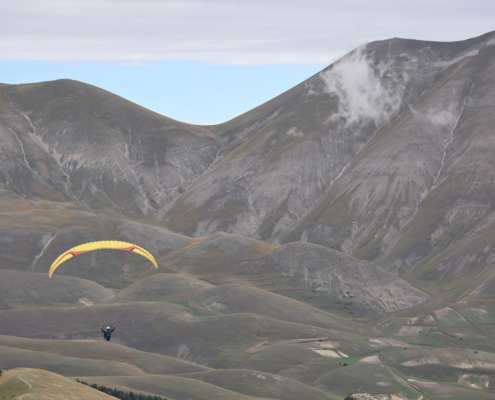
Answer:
xmin=1 ymin=30 xmax=495 ymax=399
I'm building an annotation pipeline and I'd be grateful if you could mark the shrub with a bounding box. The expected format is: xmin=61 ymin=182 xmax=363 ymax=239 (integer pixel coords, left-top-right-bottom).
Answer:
xmin=76 ymin=380 xmax=166 ymax=400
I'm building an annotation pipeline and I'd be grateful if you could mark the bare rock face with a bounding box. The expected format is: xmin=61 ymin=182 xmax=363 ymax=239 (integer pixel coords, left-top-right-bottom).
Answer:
xmin=0 ymin=80 xmax=220 ymax=217
xmin=267 ymin=243 xmax=428 ymax=313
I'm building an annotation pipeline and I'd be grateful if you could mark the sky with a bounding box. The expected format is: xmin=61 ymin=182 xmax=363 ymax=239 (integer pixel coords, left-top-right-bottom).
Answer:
xmin=1 ymin=0 xmax=494 ymax=124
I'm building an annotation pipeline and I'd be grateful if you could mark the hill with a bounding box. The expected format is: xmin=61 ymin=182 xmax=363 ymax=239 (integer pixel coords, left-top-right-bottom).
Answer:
xmin=0 ymin=368 xmax=116 ymax=399
xmin=2 ymin=30 xmax=495 ymax=400
xmin=2 ymin=32 xmax=495 ymax=308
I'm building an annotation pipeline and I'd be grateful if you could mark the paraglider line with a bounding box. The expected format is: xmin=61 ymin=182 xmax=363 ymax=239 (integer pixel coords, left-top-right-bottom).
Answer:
xmin=112 ymin=263 xmax=156 ymax=325
xmin=53 ymin=275 xmax=103 ymax=326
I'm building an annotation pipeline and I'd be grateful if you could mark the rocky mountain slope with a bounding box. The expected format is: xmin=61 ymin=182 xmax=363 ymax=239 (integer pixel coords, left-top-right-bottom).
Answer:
xmin=2 ymin=32 xmax=494 ymax=307
xmin=280 ymin=31 xmax=495 ymax=301
xmin=2 ymin=30 xmax=495 ymax=400
xmin=0 ymin=80 xmax=219 ymax=218
xmin=167 ymin=30 xmax=495 ymax=245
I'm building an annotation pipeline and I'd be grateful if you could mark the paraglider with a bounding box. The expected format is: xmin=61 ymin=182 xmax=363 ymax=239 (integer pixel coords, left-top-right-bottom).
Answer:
xmin=48 ymin=240 xmax=158 ymax=277
xmin=49 ymin=241 xmax=158 ymax=340
xmin=101 ymin=324 xmax=115 ymax=341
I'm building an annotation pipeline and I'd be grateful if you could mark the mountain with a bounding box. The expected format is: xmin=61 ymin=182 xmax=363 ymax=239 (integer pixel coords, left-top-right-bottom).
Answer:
xmin=280 ymin=31 xmax=495 ymax=303
xmin=166 ymin=31 xmax=494 ymax=240
xmin=3 ymin=31 xmax=495 ymax=306
xmin=0 ymin=80 xmax=219 ymax=218
xmin=167 ymin=30 xmax=495 ymax=306
xmin=2 ymin=30 xmax=495 ymax=400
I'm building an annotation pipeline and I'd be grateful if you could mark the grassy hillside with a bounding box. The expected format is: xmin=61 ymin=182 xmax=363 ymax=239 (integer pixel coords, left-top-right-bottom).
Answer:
xmin=0 ymin=368 xmax=116 ymax=400
xmin=0 ymin=345 xmax=146 ymax=377
xmin=0 ymin=270 xmax=114 ymax=309
xmin=0 ymin=335 xmax=209 ymax=375
xmin=0 ymin=302 xmax=354 ymax=362
xmin=77 ymin=374 xmax=323 ymax=400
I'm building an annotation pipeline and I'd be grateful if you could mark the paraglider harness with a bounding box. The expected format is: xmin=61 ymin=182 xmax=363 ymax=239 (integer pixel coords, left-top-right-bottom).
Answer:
xmin=101 ymin=324 xmax=115 ymax=341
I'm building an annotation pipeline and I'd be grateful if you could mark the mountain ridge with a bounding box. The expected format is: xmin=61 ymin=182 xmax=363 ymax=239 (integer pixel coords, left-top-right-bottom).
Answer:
xmin=1 ymin=31 xmax=495 ymax=305
xmin=2 ymin=30 xmax=495 ymax=400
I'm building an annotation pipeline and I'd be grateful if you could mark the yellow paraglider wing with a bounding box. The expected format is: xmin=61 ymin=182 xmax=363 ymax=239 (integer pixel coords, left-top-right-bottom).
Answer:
xmin=49 ymin=241 xmax=158 ymax=277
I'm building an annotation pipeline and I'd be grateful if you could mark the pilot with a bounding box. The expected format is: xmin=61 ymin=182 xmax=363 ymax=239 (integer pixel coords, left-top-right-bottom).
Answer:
xmin=101 ymin=324 xmax=115 ymax=341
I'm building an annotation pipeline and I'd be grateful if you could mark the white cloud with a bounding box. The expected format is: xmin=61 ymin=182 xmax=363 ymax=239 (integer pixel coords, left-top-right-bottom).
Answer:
xmin=0 ymin=0 xmax=494 ymax=65
xmin=321 ymin=46 xmax=411 ymax=127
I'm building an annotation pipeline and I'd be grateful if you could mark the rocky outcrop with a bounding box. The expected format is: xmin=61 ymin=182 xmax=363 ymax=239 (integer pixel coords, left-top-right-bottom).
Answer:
xmin=267 ymin=243 xmax=428 ymax=313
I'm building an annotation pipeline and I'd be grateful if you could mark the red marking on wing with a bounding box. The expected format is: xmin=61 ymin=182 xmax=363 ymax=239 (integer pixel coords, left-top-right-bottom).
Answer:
xmin=122 ymin=246 xmax=138 ymax=251
xmin=122 ymin=245 xmax=154 ymax=262
xmin=52 ymin=251 xmax=80 ymax=271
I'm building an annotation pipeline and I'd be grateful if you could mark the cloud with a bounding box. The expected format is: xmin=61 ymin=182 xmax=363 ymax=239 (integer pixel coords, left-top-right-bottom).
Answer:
xmin=321 ymin=46 xmax=411 ymax=128
xmin=426 ymin=107 xmax=458 ymax=127
xmin=0 ymin=0 xmax=494 ymax=65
